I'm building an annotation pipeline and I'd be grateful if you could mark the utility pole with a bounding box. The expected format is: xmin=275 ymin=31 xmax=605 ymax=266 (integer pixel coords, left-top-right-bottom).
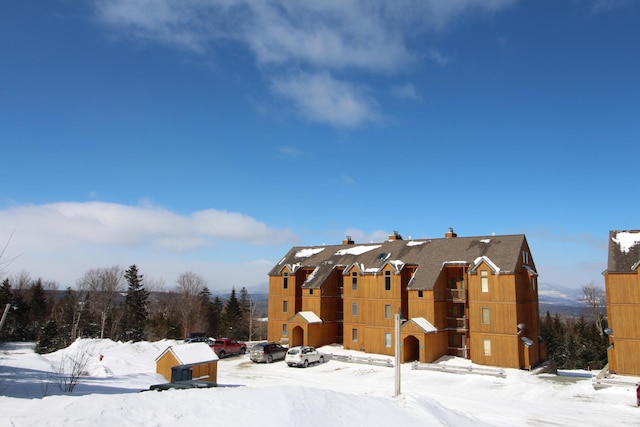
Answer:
xmin=394 ymin=309 xmax=401 ymax=397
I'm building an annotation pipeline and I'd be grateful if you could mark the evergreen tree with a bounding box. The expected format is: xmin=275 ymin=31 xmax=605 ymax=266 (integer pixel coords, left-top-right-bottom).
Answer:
xmin=28 ymin=279 xmax=48 ymax=339
xmin=120 ymin=265 xmax=149 ymax=342
xmin=35 ymin=319 xmax=62 ymax=354
xmin=224 ymin=288 xmax=243 ymax=339
xmin=210 ymin=296 xmax=224 ymax=338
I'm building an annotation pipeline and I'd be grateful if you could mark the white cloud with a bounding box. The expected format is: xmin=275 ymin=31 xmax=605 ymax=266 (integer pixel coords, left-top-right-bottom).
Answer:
xmin=0 ymin=202 xmax=298 ymax=289
xmin=93 ymin=0 xmax=517 ymax=127
xmin=270 ymin=71 xmax=378 ymax=128
xmin=0 ymin=202 xmax=296 ymax=251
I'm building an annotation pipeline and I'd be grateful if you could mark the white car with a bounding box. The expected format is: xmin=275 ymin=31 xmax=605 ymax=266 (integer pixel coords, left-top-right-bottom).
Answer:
xmin=285 ymin=346 xmax=324 ymax=368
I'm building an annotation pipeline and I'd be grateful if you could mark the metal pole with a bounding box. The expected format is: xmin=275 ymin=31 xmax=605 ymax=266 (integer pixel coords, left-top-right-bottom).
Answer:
xmin=395 ymin=311 xmax=401 ymax=397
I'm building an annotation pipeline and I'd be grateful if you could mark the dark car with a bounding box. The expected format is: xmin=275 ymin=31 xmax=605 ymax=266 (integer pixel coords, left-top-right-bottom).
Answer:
xmin=184 ymin=336 xmax=214 ymax=345
xmin=249 ymin=342 xmax=287 ymax=363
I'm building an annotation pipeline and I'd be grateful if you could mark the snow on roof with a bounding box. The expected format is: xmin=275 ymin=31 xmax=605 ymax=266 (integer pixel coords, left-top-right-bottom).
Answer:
xmin=472 ymin=256 xmax=501 ymax=274
xmin=298 ymin=311 xmax=322 ymax=323
xmin=303 ymin=266 xmax=320 ymax=284
xmin=334 ymin=244 xmax=381 ymax=256
xmin=406 ymin=240 xmax=426 ymax=246
xmin=295 ymin=247 xmax=325 ymax=258
xmin=162 ymin=343 xmax=218 ymax=364
xmin=479 ymin=239 xmax=491 ymax=244
xmin=389 ymin=260 xmax=405 ymax=272
xmin=612 ymin=231 xmax=640 ymax=254
xmin=409 ymin=317 xmax=437 ymax=333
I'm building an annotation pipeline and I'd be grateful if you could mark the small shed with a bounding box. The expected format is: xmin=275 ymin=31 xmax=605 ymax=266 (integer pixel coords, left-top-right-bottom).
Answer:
xmin=401 ymin=317 xmax=440 ymax=363
xmin=155 ymin=342 xmax=219 ymax=383
xmin=288 ymin=311 xmax=323 ymax=348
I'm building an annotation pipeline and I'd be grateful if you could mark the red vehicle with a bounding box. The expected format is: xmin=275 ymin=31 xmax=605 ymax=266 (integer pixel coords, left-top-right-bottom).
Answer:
xmin=212 ymin=338 xmax=247 ymax=359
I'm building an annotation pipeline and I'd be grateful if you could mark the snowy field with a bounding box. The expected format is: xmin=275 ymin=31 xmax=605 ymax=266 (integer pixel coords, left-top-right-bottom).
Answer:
xmin=1 ymin=339 xmax=639 ymax=426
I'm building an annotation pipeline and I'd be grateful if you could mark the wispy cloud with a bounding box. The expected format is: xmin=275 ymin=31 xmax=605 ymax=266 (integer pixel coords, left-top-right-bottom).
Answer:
xmin=391 ymin=83 xmax=420 ymax=100
xmin=270 ymin=71 xmax=378 ymax=128
xmin=94 ymin=0 xmax=517 ymax=127
xmin=428 ymin=49 xmax=450 ymax=66
xmin=279 ymin=146 xmax=303 ymax=157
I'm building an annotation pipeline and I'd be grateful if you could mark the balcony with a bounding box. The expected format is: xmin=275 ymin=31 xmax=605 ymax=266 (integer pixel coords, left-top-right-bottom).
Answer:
xmin=447 ymin=317 xmax=468 ymax=331
xmin=447 ymin=288 xmax=467 ymax=302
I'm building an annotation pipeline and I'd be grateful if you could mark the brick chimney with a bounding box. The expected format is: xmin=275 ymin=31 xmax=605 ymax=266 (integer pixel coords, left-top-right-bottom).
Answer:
xmin=445 ymin=227 xmax=457 ymax=238
xmin=342 ymin=235 xmax=355 ymax=245
xmin=388 ymin=230 xmax=403 ymax=241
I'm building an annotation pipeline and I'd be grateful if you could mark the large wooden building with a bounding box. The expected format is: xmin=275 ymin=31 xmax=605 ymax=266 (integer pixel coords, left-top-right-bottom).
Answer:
xmin=603 ymin=229 xmax=640 ymax=376
xmin=268 ymin=229 xmax=545 ymax=370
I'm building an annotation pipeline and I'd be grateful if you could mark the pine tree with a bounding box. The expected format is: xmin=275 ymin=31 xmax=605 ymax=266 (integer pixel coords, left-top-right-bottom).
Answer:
xmin=210 ymin=296 xmax=224 ymax=338
xmin=224 ymin=288 xmax=243 ymax=339
xmin=35 ymin=319 xmax=62 ymax=354
xmin=120 ymin=265 xmax=149 ymax=342
xmin=28 ymin=279 xmax=48 ymax=339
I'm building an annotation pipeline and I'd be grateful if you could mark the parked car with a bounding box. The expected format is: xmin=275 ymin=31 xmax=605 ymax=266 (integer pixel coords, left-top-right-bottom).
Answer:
xmin=212 ymin=338 xmax=247 ymax=359
xmin=285 ymin=346 xmax=324 ymax=368
xmin=184 ymin=336 xmax=214 ymax=345
xmin=250 ymin=342 xmax=287 ymax=363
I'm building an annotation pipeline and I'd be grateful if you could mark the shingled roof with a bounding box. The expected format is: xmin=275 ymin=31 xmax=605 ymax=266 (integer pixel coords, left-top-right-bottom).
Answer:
xmin=607 ymin=230 xmax=640 ymax=273
xmin=269 ymin=233 xmax=531 ymax=291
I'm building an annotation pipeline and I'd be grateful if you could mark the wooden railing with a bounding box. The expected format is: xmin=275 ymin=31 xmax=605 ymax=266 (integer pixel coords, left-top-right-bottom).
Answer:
xmin=447 ymin=317 xmax=468 ymax=330
xmin=447 ymin=289 xmax=467 ymax=301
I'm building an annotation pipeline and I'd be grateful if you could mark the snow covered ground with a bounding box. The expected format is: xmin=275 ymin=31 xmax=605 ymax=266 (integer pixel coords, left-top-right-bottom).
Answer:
xmin=1 ymin=339 xmax=639 ymax=426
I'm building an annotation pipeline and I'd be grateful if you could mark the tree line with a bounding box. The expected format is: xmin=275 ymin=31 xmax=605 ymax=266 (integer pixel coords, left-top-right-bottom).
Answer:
xmin=0 ymin=265 xmax=267 ymax=354
xmin=539 ymin=283 xmax=609 ymax=370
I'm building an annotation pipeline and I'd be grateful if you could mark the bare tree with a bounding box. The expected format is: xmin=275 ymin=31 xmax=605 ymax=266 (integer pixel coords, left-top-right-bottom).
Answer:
xmin=76 ymin=266 xmax=125 ymax=339
xmin=0 ymin=231 xmax=18 ymax=279
xmin=580 ymin=281 xmax=606 ymax=333
xmin=176 ymin=271 xmax=206 ymax=338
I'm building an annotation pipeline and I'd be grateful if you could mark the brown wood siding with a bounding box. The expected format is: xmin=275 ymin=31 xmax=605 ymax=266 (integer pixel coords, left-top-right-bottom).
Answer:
xmin=605 ymin=270 xmax=640 ymax=375
xmin=267 ymin=267 xmax=302 ymax=343
xmin=469 ymin=333 xmax=520 ymax=368
xmin=156 ymin=352 xmax=179 ymax=381
xmin=156 ymin=353 xmax=217 ymax=383
xmin=191 ymin=362 xmax=218 ymax=383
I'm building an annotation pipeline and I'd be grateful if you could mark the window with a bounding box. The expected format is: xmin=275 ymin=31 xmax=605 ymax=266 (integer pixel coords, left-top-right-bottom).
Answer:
xmin=481 ymin=270 xmax=489 ymax=293
xmin=351 ymin=328 xmax=358 ymax=342
xmin=385 ymin=332 xmax=392 ymax=348
xmin=418 ymin=290 xmax=424 ymax=298
xmin=282 ymin=324 xmax=287 ymax=336
xmin=352 ymin=272 xmax=358 ymax=291
xmin=282 ymin=300 xmax=288 ymax=312
xmin=482 ymin=307 xmax=490 ymax=324
xmin=283 ymin=272 xmax=289 ymax=289
xmin=384 ymin=304 xmax=392 ymax=319
xmin=385 ymin=270 xmax=391 ymax=291
xmin=309 ymin=289 xmax=314 ymax=295
xmin=352 ymin=302 xmax=358 ymax=316
xmin=483 ymin=339 xmax=491 ymax=356
xmin=523 ymin=251 xmax=529 ymax=265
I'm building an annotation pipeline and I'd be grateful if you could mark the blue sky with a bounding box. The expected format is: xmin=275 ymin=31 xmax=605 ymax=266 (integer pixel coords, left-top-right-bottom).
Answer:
xmin=1 ymin=0 xmax=638 ymax=292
